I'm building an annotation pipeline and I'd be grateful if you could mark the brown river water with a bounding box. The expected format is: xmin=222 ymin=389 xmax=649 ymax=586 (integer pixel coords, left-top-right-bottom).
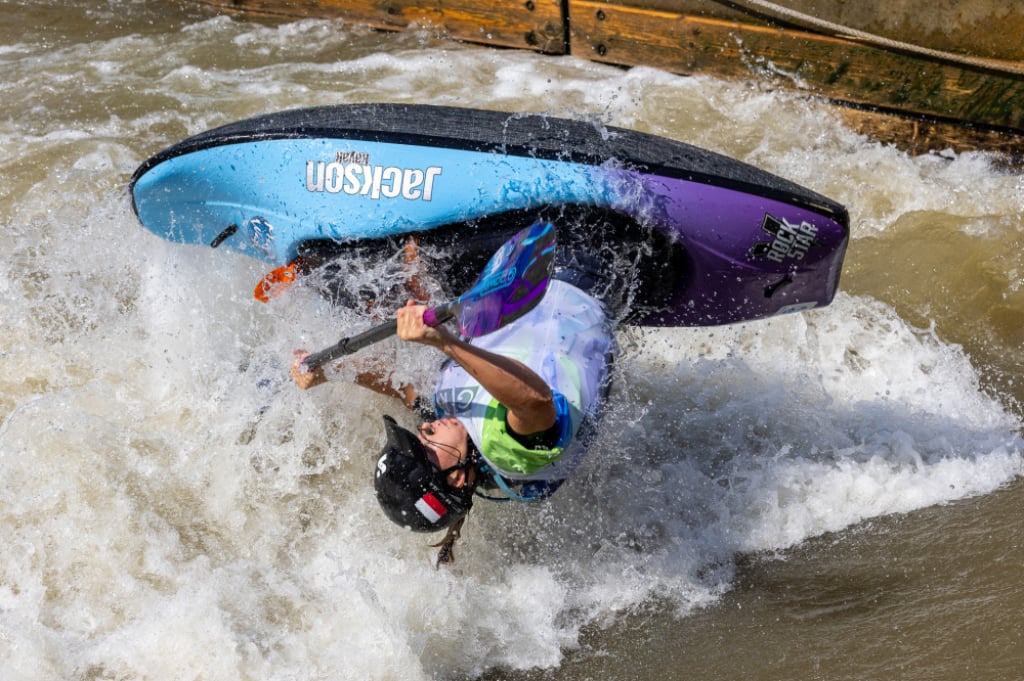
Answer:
xmin=1 ymin=1 xmax=1021 ymax=679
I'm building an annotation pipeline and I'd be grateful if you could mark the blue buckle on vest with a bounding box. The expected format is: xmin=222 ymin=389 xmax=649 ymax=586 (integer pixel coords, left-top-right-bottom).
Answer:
xmin=476 ymin=466 xmax=564 ymax=502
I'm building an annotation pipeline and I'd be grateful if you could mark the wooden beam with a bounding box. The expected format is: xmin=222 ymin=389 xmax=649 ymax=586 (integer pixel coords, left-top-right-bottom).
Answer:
xmin=197 ymin=0 xmax=567 ymax=53
xmin=188 ymin=0 xmax=1024 ymax=156
xmin=569 ymin=1 xmax=1024 ymax=132
xmin=835 ymin=108 xmax=1024 ymax=162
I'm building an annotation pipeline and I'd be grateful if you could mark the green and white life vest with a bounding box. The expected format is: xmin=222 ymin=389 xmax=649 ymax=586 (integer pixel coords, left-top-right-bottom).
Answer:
xmin=432 ymin=280 xmax=613 ymax=482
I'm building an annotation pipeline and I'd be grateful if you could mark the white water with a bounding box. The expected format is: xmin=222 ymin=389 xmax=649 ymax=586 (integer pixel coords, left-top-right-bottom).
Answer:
xmin=2 ymin=8 xmax=1023 ymax=680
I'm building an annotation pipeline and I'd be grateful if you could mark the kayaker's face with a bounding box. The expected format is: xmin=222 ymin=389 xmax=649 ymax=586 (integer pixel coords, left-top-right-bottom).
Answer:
xmin=417 ymin=418 xmax=470 ymax=488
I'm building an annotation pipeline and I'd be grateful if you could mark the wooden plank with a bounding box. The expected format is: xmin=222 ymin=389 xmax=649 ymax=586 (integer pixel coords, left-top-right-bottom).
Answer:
xmin=603 ymin=0 xmax=1024 ymax=62
xmin=835 ymin=109 xmax=1024 ymax=163
xmin=568 ymin=1 xmax=1024 ymax=132
xmin=196 ymin=0 xmax=567 ymax=53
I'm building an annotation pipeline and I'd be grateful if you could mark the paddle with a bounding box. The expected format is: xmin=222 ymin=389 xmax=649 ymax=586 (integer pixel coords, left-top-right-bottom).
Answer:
xmin=301 ymin=221 xmax=556 ymax=371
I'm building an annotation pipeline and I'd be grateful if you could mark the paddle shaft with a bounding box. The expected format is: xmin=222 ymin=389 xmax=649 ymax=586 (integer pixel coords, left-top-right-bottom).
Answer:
xmin=302 ymin=303 xmax=456 ymax=370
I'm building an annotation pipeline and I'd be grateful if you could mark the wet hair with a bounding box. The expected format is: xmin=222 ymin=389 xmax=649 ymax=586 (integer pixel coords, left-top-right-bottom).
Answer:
xmin=430 ymin=516 xmax=466 ymax=567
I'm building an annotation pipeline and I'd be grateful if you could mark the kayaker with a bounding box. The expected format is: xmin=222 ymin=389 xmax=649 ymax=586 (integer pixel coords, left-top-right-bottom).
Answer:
xmin=291 ymin=268 xmax=614 ymax=565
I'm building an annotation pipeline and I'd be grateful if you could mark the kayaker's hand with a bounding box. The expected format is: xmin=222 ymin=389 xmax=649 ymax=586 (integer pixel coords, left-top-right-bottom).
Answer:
xmin=395 ymin=300 xmax=454 ymax=348
xmin=290 ymin=349 xmax=327 ymax=390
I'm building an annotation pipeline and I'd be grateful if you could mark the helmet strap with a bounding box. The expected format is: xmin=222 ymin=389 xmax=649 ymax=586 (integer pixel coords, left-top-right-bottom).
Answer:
xmin=434 ymin=437 xmax=480 ymax=477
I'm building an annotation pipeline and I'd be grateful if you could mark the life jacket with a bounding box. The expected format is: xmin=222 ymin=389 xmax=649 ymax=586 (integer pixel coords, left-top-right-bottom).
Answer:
xmin=432 ymin=280 xmax=614 ymax=489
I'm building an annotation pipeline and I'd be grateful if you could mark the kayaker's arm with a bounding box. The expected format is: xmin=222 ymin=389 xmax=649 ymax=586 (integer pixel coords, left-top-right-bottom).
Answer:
xmin=395 ymin=301 xmax=557 ymax=435
xmin=290 ymin=350 xmax=419 ymax=409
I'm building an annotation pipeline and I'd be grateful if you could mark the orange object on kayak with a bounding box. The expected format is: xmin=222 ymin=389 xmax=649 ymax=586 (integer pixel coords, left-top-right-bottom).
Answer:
xmin=254 ymin=261 xmax=298 ymax=302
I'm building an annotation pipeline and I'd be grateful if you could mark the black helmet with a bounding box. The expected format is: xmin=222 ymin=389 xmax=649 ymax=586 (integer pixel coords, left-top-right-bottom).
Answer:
xmin=373 ymin=415 xmax=474 ymax=532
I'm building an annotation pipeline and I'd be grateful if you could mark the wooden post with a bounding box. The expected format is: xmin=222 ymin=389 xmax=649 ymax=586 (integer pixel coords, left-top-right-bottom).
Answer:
xmin=198 ymin=0 xmax=568 ymax=53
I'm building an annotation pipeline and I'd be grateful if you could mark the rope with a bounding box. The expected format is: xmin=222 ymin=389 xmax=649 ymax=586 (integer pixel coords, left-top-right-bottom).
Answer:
xmin=709 ymin=0 xmax=1024 ymax=78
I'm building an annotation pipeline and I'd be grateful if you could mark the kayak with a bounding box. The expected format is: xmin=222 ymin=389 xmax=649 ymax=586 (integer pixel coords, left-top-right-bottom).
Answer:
xmin=129 ymin=103 xmax=849 ymax=326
